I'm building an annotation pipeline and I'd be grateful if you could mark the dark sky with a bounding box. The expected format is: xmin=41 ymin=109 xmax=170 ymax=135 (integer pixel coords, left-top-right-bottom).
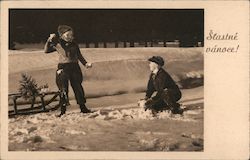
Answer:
xmin=9 ymin=9 xmax=204 ymax=46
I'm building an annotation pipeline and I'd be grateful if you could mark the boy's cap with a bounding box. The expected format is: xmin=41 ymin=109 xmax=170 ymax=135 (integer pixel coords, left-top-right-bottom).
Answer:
xmin=148 ymin=56 xmax=165 ymax=66
xmin=58 ymin=25 xmax=73 ymax=36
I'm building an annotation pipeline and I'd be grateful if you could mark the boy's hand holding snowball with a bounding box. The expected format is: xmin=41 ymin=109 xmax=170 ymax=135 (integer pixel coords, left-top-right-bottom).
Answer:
xmin=85 ymin=62 xmax=92 ymax=69
xmin=138 ymin=99 xmax=146 ymax=108
xmin=48 ymin=33 xmax=56 ymax=42
xmin=138 ymin=98 xmax=153 ymax=111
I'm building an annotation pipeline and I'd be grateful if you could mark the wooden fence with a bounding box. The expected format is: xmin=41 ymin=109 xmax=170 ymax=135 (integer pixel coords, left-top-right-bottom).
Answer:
xmin=79 ymin=40 xmax=181 ymax=48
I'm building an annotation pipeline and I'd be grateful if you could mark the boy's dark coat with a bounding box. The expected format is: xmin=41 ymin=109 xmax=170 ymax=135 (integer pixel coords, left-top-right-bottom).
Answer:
xmin=146 ymin=68 xmax=181 ymax=102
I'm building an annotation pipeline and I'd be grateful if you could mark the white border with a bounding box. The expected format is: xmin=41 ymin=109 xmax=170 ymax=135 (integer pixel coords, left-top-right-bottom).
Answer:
xmin=1 ymin=1 xmax=249 ymax=160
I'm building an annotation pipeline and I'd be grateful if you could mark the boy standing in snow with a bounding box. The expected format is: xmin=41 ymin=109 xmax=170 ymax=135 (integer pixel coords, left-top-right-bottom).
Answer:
xmin=44 ymin=25 xmax=92 ymax=117
xmin=140 ymin=56 xmax=183 ymax=114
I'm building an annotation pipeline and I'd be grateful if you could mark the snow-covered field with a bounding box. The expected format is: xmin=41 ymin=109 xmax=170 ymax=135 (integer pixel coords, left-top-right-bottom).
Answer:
xmin=8 ymin=47 xmax=204 ymax=151
xmin=9 ymin=101 xmax=203 ymax=151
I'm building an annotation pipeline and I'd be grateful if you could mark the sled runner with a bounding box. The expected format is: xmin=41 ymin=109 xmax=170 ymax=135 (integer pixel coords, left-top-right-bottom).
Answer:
xmin=8 ymin=91 xmax=60 ymax=117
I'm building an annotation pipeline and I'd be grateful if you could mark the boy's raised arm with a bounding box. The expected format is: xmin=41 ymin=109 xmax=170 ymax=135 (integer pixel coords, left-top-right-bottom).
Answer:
xmin=44 ymin=34 xmax=57 ymax=53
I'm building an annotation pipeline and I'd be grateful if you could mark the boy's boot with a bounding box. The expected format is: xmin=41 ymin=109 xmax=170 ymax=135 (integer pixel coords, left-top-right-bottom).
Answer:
xmin=170 ymin=103 xmax=183 ymax=115
xmin=80 ymin=104 xmax=91 ymax=113
xmin=57 ymin=103 xmax=66 ymax=117
xmin=57 ymin=90 xmax=67 ymax=117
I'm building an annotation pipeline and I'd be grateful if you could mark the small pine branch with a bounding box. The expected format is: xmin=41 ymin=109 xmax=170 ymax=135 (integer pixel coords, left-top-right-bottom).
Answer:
xmin=18 ymin=73 xmax=39 ymax=100
xmin=18 ymin=73 xmax=50 ymax=99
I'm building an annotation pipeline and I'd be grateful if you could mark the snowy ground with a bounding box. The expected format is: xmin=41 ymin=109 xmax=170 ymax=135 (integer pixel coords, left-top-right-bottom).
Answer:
xmin=9 ymin=100 xmax=203 ymax=151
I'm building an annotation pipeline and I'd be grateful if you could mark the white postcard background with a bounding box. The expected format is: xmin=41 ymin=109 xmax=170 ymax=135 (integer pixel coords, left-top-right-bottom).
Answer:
xmin=1 ymin=1 xmax=249 ymax=160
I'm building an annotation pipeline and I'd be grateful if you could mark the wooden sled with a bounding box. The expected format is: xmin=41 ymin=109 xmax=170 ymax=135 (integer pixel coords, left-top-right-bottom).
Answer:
xmin=8 ymin=91 xmax=60 ymax=117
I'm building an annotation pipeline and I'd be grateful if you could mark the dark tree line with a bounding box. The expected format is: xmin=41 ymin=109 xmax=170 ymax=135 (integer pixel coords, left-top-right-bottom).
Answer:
xmin=9 ymin=9 xmax=204 ymax=49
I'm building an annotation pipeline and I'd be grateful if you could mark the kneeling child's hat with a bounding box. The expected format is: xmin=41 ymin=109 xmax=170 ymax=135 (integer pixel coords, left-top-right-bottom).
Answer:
xmin=148 ymin=56 xmax=165 ymax=66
